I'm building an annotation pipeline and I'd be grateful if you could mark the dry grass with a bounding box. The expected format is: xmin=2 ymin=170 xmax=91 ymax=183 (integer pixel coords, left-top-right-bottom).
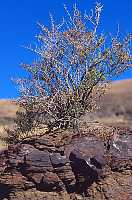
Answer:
xmin=0 ymin=100 xmax=18 ymax=149
xmin=0 ymin=125 xmax=8 ymax=148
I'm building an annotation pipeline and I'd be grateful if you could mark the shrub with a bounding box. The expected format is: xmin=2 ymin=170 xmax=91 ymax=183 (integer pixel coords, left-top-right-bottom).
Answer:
xmin=7 ymin=3 xmax=132 ymax=143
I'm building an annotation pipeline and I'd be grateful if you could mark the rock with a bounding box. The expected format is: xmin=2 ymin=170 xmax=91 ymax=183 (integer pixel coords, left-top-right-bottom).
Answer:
xmin=28 ymin=172 xmax=44 ymax=185
xmin=39 ymin=171 xmax=64 ymax=191
xmin=8 ymin=144 xmax=53 ymax=173
xmin=89 ymin=171 xmax=132 ymax=200
xmin=66 ymin=136 xmax=106 ymax=194
xmin=50 ymin=153 xmax=69 ymax=167
xmin=0 ymin=172 xmax=35 ymax=191
xmin=0 ymin=150 xmax=8 ymax=174
xmin=0 ymin=183 xmax=14 ymax=200
xmin=54 ymin=163 xmax=76 ymax=193
xmin=0 ymin=127 xmax=132 ymax=200
xmin=109 ymin=133 xmax=132 ymax=171
xmin=25 ymin=148 xmax=53 ymax=172
xmin=7 ymin=189 xmax=71 ymax=200
xmin=34 ymin=137 xmax=56 ymax=152
xmin=27 ymin=171 xmax=64 ymax=191
xmin=50 ymin=152 xmax=76 ymax=192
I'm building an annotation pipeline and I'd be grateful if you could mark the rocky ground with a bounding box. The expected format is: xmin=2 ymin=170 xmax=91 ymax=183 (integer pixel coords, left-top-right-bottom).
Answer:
xmin=0 ymin=123 xmax=132 ymax=200
xmin=0 ymin=79 xmax=132 ymax=200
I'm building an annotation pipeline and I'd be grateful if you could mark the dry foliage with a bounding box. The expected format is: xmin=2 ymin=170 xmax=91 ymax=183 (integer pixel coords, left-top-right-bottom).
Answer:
xmin=6 ymin=3 xmax=132 ymax=143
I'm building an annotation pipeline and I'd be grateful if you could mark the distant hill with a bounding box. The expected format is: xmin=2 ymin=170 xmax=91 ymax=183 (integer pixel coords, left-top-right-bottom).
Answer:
xmin=0 ymin=99 xmax=17 ymax=124
xmin=95 ymin=79 xmax=132 ymax=128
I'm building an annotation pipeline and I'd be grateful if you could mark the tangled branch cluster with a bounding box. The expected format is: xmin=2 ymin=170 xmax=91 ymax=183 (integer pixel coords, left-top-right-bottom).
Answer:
xmin=7 ymin=3 xmax=132 ymax=143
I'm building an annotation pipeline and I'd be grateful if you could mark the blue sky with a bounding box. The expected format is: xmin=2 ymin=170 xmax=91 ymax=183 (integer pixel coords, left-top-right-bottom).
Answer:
xmin=0 ymin=0 xmax=132 ymax=99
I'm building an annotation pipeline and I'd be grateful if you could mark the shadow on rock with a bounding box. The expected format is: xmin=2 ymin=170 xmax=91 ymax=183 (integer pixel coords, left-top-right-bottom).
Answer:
xmin=0 ymin=183 xmax=14 ymax=200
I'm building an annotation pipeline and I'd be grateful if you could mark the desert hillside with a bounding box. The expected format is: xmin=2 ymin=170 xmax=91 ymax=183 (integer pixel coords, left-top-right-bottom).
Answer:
xmin=0 ymin=99 xmax=18 ymax=124
xmin=96 ymin=79 xmax=132 ymax=127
